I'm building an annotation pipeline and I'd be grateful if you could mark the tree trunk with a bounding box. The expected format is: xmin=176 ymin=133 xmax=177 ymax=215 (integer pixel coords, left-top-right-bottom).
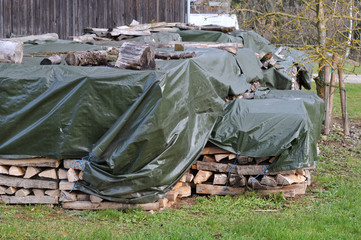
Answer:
xmin=316 ymin=0 xmax=327 ymax=100
xmin=65 ymin=50 xmax=108 ymax=66
xmin=115 ymin=42 xmax=155 ymax=70
xmin=338 ymin=69 xmax=350 ymax=135
xmin=0 ymin=40 xmax=24 ymax=64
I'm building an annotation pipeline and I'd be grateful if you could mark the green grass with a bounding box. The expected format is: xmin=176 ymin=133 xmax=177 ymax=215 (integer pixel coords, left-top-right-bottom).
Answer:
xmin=309 ymin=82 xmax=361 ymax=119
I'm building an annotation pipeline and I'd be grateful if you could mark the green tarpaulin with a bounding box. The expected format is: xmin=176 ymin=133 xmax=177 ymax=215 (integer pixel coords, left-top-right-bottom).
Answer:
xmin=0 ymin=30 xmax=323 ymax=203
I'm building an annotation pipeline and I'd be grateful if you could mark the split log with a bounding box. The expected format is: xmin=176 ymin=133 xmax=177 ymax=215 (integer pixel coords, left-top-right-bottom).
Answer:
xmin=15 ymin=189 xmax=31 ymax=197
xmin=59 ymin=180 xmax=78 ymax=191
xmin=39 ymin=169 xmax=58 ymax=179
xmin=45 ymin=190 xmax=60 ymax=197
xmin=180 ymin=173 xmax=194 ymax=183
xmin=108 ymin=28 xmax=151 ymax=37
xmin=90 ymin=195 xmax=103 ymax=203
xmin=40 ymin=55 xmax=62 ymax=65
xmin=67 ymin=168 xmax=79 ymax=182
xmin=0 ymin=185 xmax=6 ymax=194
xmin=115 ymin=42 xmax=155 ymax=70
xmin=0 ymin=40 xmax=24 ymax=64
xmin=5 ymin=187 xmax=17 ymax=195
xmin=0 ymin=165 xmax=9 ymax=175
xmin=193 ymin=170 xmax=213 ymax=184
xmin=154 ymin=51 xmax=196 ymax=60
xmin=260 ymin=175 xmax=277 ymax=187
xmin=276 ymin=174 xmax=306 ymax=186
xmin=60 ymin=190 xmax=77 ymax=202
xmin=229 ymin=174 xmax=246 ymax=187
xmin=24 ymin=167 xmax=41 ymax=179
xmin=58 ymin=168 xmax=68 ymax=180
xmin=32 ymin=189 xmax=45 ymax=197
xmin=0 ymin=195 xmax=58 ymax=204
xmin=214 ymin=154 xmax=229 ymax=162
xmin=164 ymin=192 xmax=178 ymax=201
xmin=213 ymin=174 xmax=228 ymax=185
xmin=196 ymin=184 xmax=245 ymax=196
xmin=8 ymin=166 xmax=25 ymax=176
xmin=65 ymin=50 xmax=107 ymax=66
xmin=0 ymin=158 xmax=60 ymax=168
xmin=202 ymin=155 xmax=215 ymax=162
xmin=201 ymin=145 xmax=229 ymax=155
xmin=0 ymin=175 xmax=58 ymax=189
xmin=62 ymin=201 xmax=160 ymax=211
xmin=63 ymin=159 xmax=86 ymax=170
xmin=248 ymin=177 xmax=266 ymax=190
xmin=5 ymin=33 xmax=59 ymax=42
xmin=77 ymin=194 xmax=90 ymax=201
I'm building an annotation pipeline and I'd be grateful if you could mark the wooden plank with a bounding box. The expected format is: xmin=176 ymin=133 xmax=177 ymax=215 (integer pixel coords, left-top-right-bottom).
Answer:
xmin=196 ymin=184 xmax=245 ymax=196
xmin=0 ymin=175 xmax=58 ymax=190
xmin=62 ymin=201 xmax=160 ymax=211
xmin=0 ymin=158 xmax=60 ymax=168
xmin=0 ymin=195 xmax=58 ymax=204
xmin=196 ymin=161 xmax=269 ymax=175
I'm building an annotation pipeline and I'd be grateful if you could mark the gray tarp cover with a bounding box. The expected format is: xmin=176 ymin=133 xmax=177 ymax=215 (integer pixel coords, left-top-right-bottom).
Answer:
xmin=0 ymin=31 xmax=323 ymax=203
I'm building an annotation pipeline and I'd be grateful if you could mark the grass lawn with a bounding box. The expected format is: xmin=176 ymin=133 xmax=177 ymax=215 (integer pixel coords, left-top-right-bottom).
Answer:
xmin=312 ymin=59 xmax=361 ymax=75
xmin=1 ymin=85 xmax=360 ymax=240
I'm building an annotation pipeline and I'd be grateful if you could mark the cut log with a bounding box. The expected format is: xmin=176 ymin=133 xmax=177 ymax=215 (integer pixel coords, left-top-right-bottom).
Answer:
xmin=260 ymin=175 xmax=277 ymax=187
xmin=90 ymin=195 xmax=103 ymax=203
xmin=109 ymin=28 xmax=151 ymax=37
xmin=77 ymin=194 xmax=90 ymax=201
xmin=196 ymin=184 xmax=245 ymax=196
xmin=59 ymin=180 xmax=78 ymax=191
xmin=213 ymin=173 xmax=228 ymax=185
xmin=202 ymin=155 xmax=215 ymax=162
xmin=154 ymin=51 xmax=196 ymax=60
xmin=15 ymin=189 xmax=31 ymax=197
xmin=0 ymin=40 xmax=24 ymax=63
xmin=228 ymin=154 xmax=237 ymax=160
xmin=0 ymin=165 xmax=9 ymax=175
xmin=115 ymin=42 xmax=155 ymax=70
xmin=180 ymin=173 xmax=194 ymax=183
xmin=5 ymin=187 xmax=17 ymax=195
xmin=0 ymin=185 xmax=6 ymax=194
xmin=0 ymin=175 xmax=58 ymax=189
xmin=248 ymin=177 xmax=266 ymax=190
xmin=215 ymin=154 xmax=229 ymax=162
xmin=62 ymin=201 xmax=160 ymax=211
xmin=5 ymin=33 xmax=59 ymax=42
xmin=67 ymin=168 xmax=79 ymax=183
xmin=58 ymin=168 xmax=68 ymax=180
xmin=40 ymin=54 xmax=62 ymax=65
xmin=24 ymin=166 xmax=41 ymax=179
xmin=38 ymin=169 xmax=58 ymax=179
xmin=201 ymin=145 xmax=229 ymax=155
xmin=60 ymin=190 xmax=77 ymax=202
xmin=8 ymin=166 xmax=25 ymax=176
xmin=0 ymin=195 xmax=58 ymax=204
xmin=175 ymin=185 xmax=192 ymax=198
xmin=45 ymin=190 xmax=60 ymax=197
xmin=0 ymin=158 xmax=60 ymax=168
xmin=276 ymin=174 xmax=306 ymax=186
xmin=193 ymin=170 xmax=213 ymax=184
xmin=164 ymin=192 xmax=178 ymax=201
xmin=229 ymin=174 xmax=246 ymax=187
xmin=32 ymin=189 xmax=45 ymax=197
xmin=65 ymin=50 xmax=107 ymax=66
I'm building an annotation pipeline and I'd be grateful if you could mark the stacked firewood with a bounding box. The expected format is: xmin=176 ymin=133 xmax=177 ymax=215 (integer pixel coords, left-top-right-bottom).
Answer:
xmin=163 ymin=143 xmax=312 ymax=204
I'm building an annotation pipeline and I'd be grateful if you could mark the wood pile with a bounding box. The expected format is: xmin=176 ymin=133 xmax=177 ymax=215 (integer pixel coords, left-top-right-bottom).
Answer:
xmin=0 ymin=144 xmax=312 ymax=210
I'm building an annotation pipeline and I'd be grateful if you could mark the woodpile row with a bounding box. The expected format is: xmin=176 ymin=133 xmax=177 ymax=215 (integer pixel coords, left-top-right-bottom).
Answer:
xmin=0 ymin=143 xmax=312 ymax=210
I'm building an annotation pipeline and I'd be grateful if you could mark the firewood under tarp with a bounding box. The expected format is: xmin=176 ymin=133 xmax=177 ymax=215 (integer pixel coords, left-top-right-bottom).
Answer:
xmin=115 ymin=42 xmax=155 ymax=70
xmin=65 ymin=50 xmax=107 ymax=66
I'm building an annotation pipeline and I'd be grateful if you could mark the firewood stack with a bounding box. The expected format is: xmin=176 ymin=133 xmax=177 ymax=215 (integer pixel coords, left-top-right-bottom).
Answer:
xmin=0 ymin=143 xmax=313 ymax=210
